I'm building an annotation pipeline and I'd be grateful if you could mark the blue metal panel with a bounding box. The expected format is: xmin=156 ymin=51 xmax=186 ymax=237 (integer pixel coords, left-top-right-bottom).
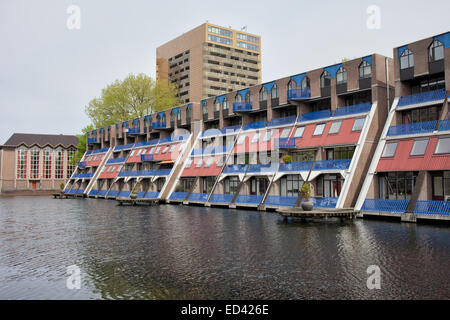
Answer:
xmin=97 ymin=190 xmax=108 ymax=196
xmin=137 ymin=191 xmax=146 ymax=199
xmin=287 ymin=88 xmax=310 ymax=100
xmin=172 ymin=107 xmax=180 ymax=115
xmin=209 ymin=194 xmax=234 ymax=203
xmin=145 ymin=115 xmax=151 ymax=123
xmin=88 ymin=190 xmax=98 ymax=196
xmin=397 ymin=45 xmax=408 ymax=59
xmin=386 ymin=120 xmax=437 ymax=136
xmin=312 ymin=159 xmax=351 ymax=170
xmin=224 ymin=164 xmax=248 ymax=174
xmin=290 ymin=73 xmax=306 ymax=86
xmin=235 ymin=195 xmax=263 ymax=205
xmin=188 ymin=193 xmax=209 ymax=202
xmin=233 ymin=102 xmax=252 ymax=112
xmin=243 ymin=120 xmax=267 ymax=130
xmin=237 ymin=88 xmax=249 ymax=98
xmin=247 ymin=163 xmax=277 ymax=173
xmin=434 ymin=32 xmax=450 ymax=48
xmin=324 ymin=63 xmax=342 ymax=78
xmin=332 ymin=102 xmax=372 ymax=117
xmin=216 ymin=94 xmax=226 ymax=104
xmin=438 ymin=119 xmax=450 ymax=132
xmin=264 ymin=196 xmax=297 ymax=207
xmin=145 ymin=192 xmax=159 ymax=199
xmin=262 ymin=81 xmax=276 ymax=93
xmin=118 ymin=190 xmax=131 ymax=198
xmin=279 ymin=161 xmax=312 ymax=172
xmin=298 ymin=109 xmax=331 ymax=122
xmin=107 ymin=190 xmax=119 ymax=197
xmin=397 ymin=89 xmax=446 ymax=107
xmin=268 ymin=116 xmax=297 ymax=127
xmin=169 ymin=192 xmax=188 ymax=200
xmin=311 ymin=197 xmax=337 ymax=208
xmin=362 ymin=56 xmax=372 ymax=65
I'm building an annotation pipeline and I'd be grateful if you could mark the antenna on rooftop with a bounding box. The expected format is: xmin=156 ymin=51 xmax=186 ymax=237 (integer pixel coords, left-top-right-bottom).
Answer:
xmin=241 ymin=26 xmax=247 ymax=32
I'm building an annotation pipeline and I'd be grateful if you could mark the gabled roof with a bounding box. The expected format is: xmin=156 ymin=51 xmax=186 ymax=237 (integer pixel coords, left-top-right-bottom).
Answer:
xmin=1 ymin=133 xmax=78 ymax=149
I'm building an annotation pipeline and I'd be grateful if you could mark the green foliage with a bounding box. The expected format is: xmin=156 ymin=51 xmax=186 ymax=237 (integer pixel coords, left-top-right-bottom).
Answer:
xmin=59 ymin=182 xmax=65 ymax=190
xmin=300 ymin=182 xmax=311 ymax=200
xmin=282 ymin=155 xmax=292 ymax=163
xmin=341 ymin=57 xmax=349 ymax=62
xmin=69 ymin=124 xmax=94 ymax=166
xmin=84 ymin=73 xmax=181 ymax=128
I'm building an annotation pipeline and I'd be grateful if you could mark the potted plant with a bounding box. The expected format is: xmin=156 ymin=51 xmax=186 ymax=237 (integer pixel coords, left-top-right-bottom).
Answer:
xmin=300 ymin=182 xmax=314 ymax=211
xmin=130 ymin=181 xmax=139 ymax=199
xmin=281 ymin=155 xmax=292 ymax=163
xmin=60 ymin=182 xmax=65 ymax=194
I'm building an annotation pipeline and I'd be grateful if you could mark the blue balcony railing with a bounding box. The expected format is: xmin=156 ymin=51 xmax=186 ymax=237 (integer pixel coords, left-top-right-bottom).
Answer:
xmin=279 ymin=161 xmax=313 ymax=172
xmin=233 ymin=102 xmax=252 ymax=112
xmin=268 ymin=115 xmax=297 ymax=127
xmin=313 ymin=159 xmax=352 ymax=170
xmin=72 ymin=172 xmax=95 ymax=179
xmin=247 ymin=163 xmax=277 ymax=174
xmin=361 ymin=198 xmax=409 ymax=213
xmin=235 ymin=194 xmax=263 ymax=205
xmin=91 ymin=147 xmax=109 ymax=154
xmin=159 ymin=136 xmax=173 ymax=144
xmin=333 ymin=102 xmax=372 ymax=117
xmin=413 ymin=200 xmax=450 ymax=215
xmin=188 ymin=193 xmax=209 ymax=202
xmin=118 ymin=171 xmax=141 ymax=177
xmin=386 ymin=120 xmax=437 ymax=136
xmin=114 ymin=143 xmax=135 ymax=151
xmin=169 ymin=192 xmax=189 ymax=201
xmin=141 ymin=154 xmax=154 ymax=162
xmin=243 ymin=120 xmax=268 ymax=131
xmin=141 ymin=170 xmax=156 ymax=177
xmin=277 ymin=138 xmax=297 ymax=148
xmin=106 ymin=190 xmax=119 ymax=197
xmin=223 ymin=164 xmax=248 ymax=174
xmin=78 ymin=161 xmax=87 ymax=168
xmin=209 ymin=194 xmax=234 ymax=203
xmin=152 ymin=122 xmax=166 ymax=129
xmin=397 ymin=89 xmax=446 ymax=107
xmin=88 ymin=190 xmax=98 ymax=196
xmin=264 ymin=195 xmax=297 ymax=207
xmin=128 ymin=127 xmax=141 ymax=134
xmin=135 ymin=139 xmax=159 ymax=148
xmin=298 ymin=109 xmax=331 ymax=122
xmin=438 ymin=119 xmax=450 ymax=132
xmin=311 ymin=197 xmax=338 ymax=208
xmin=87 ymin=138 xmax=97 ymax=144
xmin=118 ymin=190 xmax=132 ymax=198
xmin=221 ymin=125 xmax=241 ymax=135
xmin=97 ymin=190 xmax=108 ymax=197
xmin=145 ymin=192 xmax=160 ymax=199
xmin=287 ymin=88 xmax=311 ymax=100
xmin=154 ymin=169 xmax=172 ymax=176
xmin=106 ymin=157 xmax=127 ymax=164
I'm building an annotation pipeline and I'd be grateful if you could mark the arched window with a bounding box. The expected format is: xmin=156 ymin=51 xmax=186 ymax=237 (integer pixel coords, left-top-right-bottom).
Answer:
xmin=172 ymin=110 xmax=176 ymax=121
xmin=223 ymin=98 xmax=228 ymax=110
xmin=288 ymin=80 xmax=297 ymax=91
xmin=177 ymin=109 xmax=181 ymax=121
xmin=336 ymin=67 xmax=347 ymax=85
xmin=214 ymin=99 xmax=220 ymax=112
xmin=320 ymin=71 xmax=331 ymax=88
xmin=235 ymin=94 xmax=242 ymax=103
xmin=271 ymin=84 xmax=279 ymax=98
xmin=161 ymin=113 xmax=166 ymax=123
xmin=186 ymin=106 xmax=191 ymax=118
xmin=301 ymin=77 xmax=310 ymax=89
xmin=156 ymin=114 xmax=161 ymax=122
xmin=400 ymin=49 xmax=414 ymax=69
xmin=202 ymin=104 xmax=208 ymax=114
xmin=245 ymin=91 xmax=252 ymax=103
xmin=259 ymin=87 xmax=268 ymax=101
xmin=359 ymin=61 xmax=372 ymax=79
xmin=429 ymin=40 xmax=444 ymax=62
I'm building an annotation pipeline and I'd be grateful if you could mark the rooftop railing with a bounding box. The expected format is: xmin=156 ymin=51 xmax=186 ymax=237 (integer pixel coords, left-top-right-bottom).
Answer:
xmin=91 ymin=147 xmax=109 ymax=154
xmin=397 ymin=89 xmax=446 ymax=108
xmin=298 ymin=109 xmax=331 ymax=122
xmin=332 ymin=102 xmax=372 ymax=117
xmin=87 ymin=138 xmax=97 ymax=144
xmin=287 ymin=88 xmax=311 ymax=100
xmin=233 ymin=102 xmax=252 ymax=112
xmin=135 ymin=139 xmax=159 ymax=148
xmin=386 ymin=120 xmax=437 ymax=136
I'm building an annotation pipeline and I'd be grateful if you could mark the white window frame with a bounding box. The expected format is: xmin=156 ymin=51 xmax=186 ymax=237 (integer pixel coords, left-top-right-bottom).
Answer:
xmin=434 ymin=137 xmax=450 ymax=155
xmin=313 ymin=123 xmax=326 ymax=136
xmin=293 ymin=126 xmax=305 ymax=138
xmin=328 ymin=120 xmax=342 ymax=135
xmin=382 ymin=142 xmax=399 ymax=158
xmin=352 ymin=117 xmax=366 ymax=131
xmin=410 ymin=139 xmax=429 ymax=156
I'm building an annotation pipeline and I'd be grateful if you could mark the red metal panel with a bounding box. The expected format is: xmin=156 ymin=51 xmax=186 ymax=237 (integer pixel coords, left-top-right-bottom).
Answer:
xmin=99 ymin=165 xmax=120 ymax=179
xmin=87 ymin=154 xmax=104 ymax=167
xmin=154 ymin=143 xmax=182 ymax=161
xmin=377 ymin=136 xmax=450 ymax=171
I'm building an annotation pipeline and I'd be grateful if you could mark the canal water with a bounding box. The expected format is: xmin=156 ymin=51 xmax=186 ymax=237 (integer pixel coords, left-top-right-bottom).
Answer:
xmin=0 ymin=196 xmax=449 ymax=300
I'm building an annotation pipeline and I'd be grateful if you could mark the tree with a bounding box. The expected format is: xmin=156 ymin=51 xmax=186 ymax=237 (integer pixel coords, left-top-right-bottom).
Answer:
xmin=69 ymin=124 xmax=94 ymax=165
xmin=85 ymin=73 xmax=181 ymax=128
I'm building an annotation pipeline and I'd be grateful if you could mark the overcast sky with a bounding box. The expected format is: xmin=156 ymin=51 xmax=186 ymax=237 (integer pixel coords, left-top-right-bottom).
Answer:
xmin=1 ymin=0 xmax=449 ymax=143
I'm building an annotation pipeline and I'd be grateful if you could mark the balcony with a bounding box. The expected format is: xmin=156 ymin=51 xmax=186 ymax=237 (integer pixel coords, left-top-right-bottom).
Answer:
xmin=361 ymin=198 xmax=409 ymax=213
xmin=128 ymin=127 xmax=141 ymax=135
xmin=397 ymin=89 xmax=446 ymax=108
xmin=438 ymin=119 xmax=450 ymax=132
xmin=72 ymin=172 xmax=95 ymax=179
xmin=141 ymin=154 xmax=154 ymax=162
xmin=247 ymin=163 xmax=277 ymax=174
xmin=233 ymin=102 xmax=252 ymax=112
xmin=279 ymin=161 xmax=313 ymax=172
xmin=312 ymin=197 xmax=338 ymax=208
xmin=223 ymin=164 xmax=248 ymax=174
xmin=118 ymin=171 xmax=141 ymax=177
xmin=312 ymin=159 xmax=351 ymax=170
xmin=106 ymin=157 xmax=127 ymax=164
xmin=114 ymin=143 xmax=135 ymax=151
xmin=154 ymin=169 xmax=172 ymax=176
xmin=152 ymin=122 xmax=166 ymax=129
xmin=287 ymin=88 xmax=310 ymax=100
xmin=298 ymin=109 xmax=331 ymax=122
xmin=135 ymin=139 xmax=159 ymax=148
xmin=276 ymin=138 xmax=297 ymax=149
xmin=78 ymin=161 xmax=87 ymax=168
xmin=243 ymin=120 xmax=267 ymax=131
xmin=333 ymin=102 xmax=372 ymax=117
xmin=386 ymin=120 xmax=438 ymax=137
xmin=268 ymin=115 xmax=297 ymax=127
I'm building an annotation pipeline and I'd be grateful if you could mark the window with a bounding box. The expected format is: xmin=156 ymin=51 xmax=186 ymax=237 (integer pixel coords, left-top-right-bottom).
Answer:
xmin=327 ymin=146 xmax=355 ymax=160
xmin=129 ymin=150 xmax=135 ymax=157
xmin=44 ymin=150 xmax=52 ymax=179
xmin=185 ymin=158 xmax=193 ymax=168
xmin=379 ymin=172 xmax=417 ymax=200
xmin=245 ymin=92 xmax=251 ymax=103
xmin=250 ymin=177 xmax=269 ymax=195
xmin=288 ymin=80 xmax=297 ymax=91
xmin=352 ymin=117 xmax=366 ymax=131
xmin=154 ymin=147 xmax=161 ymax=154
xmin=259 ymin=87 xmax=268 ymax=101
xmin=17 ymin=149 xmax=27 ymax=179
xmin=223 ymin=98 xmax=228 ymax=110
xmin=263 ymin=130 xmax=273 ymax=142
xmin=216 ymin=156 xmax=224 ymax=167
xmin=402 ymin=106 xmax=440 ymax=124
xmin=149 ymin=147 xmax=155 ymax=154
xmin=196 ymin=158 xmax=204 ymax=168
xmin=313 ymin=123 xmax=326 ymax=136
xmin=162 ymin=146 xmax=169 ymax=154
xmin=186 ymin=106 xmax=192 ymax=119
xmin=55 ymin=150 xmax=64 ymax=179
xmin=280 ymin=175 xmax=303 ymax=197
xmin=382 ymin=142 xmax=398 ymax=157
xmin=429 ymin=40 xmax=444 ymax=62
xmin=301 ymin=76 xmax=310 ymax=89
xmin=224 ymin=176 xmax=239 ymax=194
xmin=359 ymin=61 xmax=372 ymax=78
xmin=271 ymin=84 xmax=278 ymax=98
xmin=293 ymin=126 xmax=305 ymax=138
xmin=214 ymin=99 xmax=220 ymax=112
xmin=169 ymin=144 xmax=177 ymax=152
xmin=400 ymin=49 xmax=414 ymax=69
xmin=177 ymin=110 xmax=181 ymax=121
xmin=202 ymin=104 xmax=208 ymax=115
xmin=30 ymin=149 xmax=40 ymax=179
xmin=237 ymin=33 xmax=259 ymax=43
xmin=435 ymin=137 xmax=450 ymax=154
xmin=432 ymin=171 xmax=450 ymax=200
xmin=67 ymin=148 xmax=75 ymax=178
xmin=410 ymin=139 xmax=429 ymax=156
xmin=237 ymin=134 xmax=247 ymax=145
xmin=208 ymin=26 xmax=233 ymax=37
xmin=237 ymin=41 xmax=259 ymax=51
xmin=251 ymin=132 xmax=261 ymax=143
xmin=280 ymin=128 xmax=291 ymax=138
xmin=336 ymin=67 xmax=347 ymax=85
xmin=204 ymin=157 xmax=214 ymax=168
xmin=208 ymin=34 xmax=232 ymax=46
xmin=320 ymin=71 xmax=331 ymax=88
xmin=329 ymin=120 xmax=342 ymax=134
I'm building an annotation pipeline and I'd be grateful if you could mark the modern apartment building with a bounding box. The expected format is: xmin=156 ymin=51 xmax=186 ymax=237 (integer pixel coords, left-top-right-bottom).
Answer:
xmin=66 ymin=31 xmax=450 ymax=222
xmin=156 ymin=23 xmax=261 ymax=104
xmin=356 ymin=32 xmax=450 ymax=221
xmin=0 ymin=133 xmax=78 ymax=194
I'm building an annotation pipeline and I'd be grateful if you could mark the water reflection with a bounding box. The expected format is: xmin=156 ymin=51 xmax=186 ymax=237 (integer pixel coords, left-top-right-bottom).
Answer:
xmin=0 ymin=196 xmax=449 ymax=299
